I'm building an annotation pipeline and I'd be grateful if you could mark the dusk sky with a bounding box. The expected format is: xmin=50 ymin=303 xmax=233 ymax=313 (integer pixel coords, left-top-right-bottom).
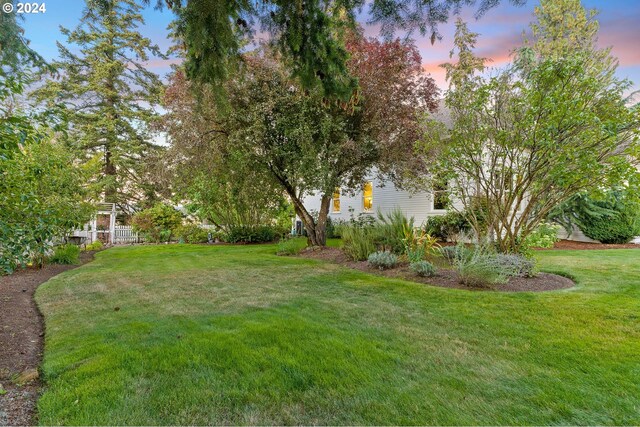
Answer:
xmin=19 ymin=0 xmax=640 ymax=97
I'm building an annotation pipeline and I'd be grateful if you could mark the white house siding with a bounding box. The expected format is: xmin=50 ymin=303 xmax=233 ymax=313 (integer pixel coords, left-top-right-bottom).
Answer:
xmin=301 ymin=175 xmax=464 ymax=227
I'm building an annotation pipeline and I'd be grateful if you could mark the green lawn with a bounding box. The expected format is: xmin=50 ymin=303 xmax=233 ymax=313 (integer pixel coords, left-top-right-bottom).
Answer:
xmin=35 ymin=244 xmax=640 ymax=425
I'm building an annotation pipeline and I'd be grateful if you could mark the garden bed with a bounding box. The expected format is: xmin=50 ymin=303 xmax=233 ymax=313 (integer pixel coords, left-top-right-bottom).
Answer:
xmin=547 ymin=239 xmax=640 ymax=250
xmin=299 ymin=247 xmax=574 ymax=292
xmin=0 ymin=251 xmax=95 ymax=426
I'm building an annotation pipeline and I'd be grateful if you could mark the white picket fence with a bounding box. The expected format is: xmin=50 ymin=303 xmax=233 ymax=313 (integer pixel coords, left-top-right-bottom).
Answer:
xmin=113 ymin=225 xmax=140 ymax=244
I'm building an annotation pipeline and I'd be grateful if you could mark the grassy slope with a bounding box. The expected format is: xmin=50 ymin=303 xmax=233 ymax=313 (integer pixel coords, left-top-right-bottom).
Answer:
xmin=35 ymin=245 xmax=640 ymax=425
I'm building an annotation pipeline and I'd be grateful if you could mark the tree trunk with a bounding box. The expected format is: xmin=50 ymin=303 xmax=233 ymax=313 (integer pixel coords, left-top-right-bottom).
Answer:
xmin=286 ymin=190 xmax=331 ymax=247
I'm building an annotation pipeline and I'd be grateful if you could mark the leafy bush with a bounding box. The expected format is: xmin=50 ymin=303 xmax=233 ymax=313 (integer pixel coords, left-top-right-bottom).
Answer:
xmin=549 ymin=188 xmax=640 ymax=244
xmin=84 ymin=240 xmax=104 ymax=251
xmin=276 ymin=237 xmax=308 ymax=255
xmin=489 ymin=253 xmax=536 ymax=278
xmin=423 ymin=211 xmax=472 ymax=242
xmin=367 ymin=251 xmax=398 ymax=270
xmin=131 ymin=203 xmax=183 ymax=243
xmin=226 ymin=225 xmax=280 ymax=243
xmin=520 ymin=222 xmax=559 ymax=255
xmin=50 ymin=244 xmax=80 ymax=265
xmin=175 ymin=224 xmax=209 ymax=244
xmin=410 ymin=260 xmax=436 ymax=277
xmin=340 ymin=225 xmax=378 ymax=261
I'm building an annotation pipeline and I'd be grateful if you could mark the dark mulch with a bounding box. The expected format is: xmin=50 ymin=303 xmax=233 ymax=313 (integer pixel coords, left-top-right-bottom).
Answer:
xmin=545 ymin=239 xmax=640 ymax=250
xmin=300 ymin=247 xmax=574 ymax=292
xmin=0 ymin=252 xmax=94 ymax=426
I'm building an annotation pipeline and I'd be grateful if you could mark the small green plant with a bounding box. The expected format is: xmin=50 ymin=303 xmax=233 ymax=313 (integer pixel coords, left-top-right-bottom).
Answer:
xmin=519 ymin=222 xmax=560 ymax=256
xmin=85 ymin=240 xmax=104 ymax=251
xmin=131 ymin=203 xmax=183 ymax=243
xmin=439 ymin=245 xmax=470 ymax=264
xmin=50 ymin=244 xmax=80 ymax=265
xmin=225 ymin=225 xmax=280 ymax=243
xmin=410 ymin=260 xmax=436 ymax=277
xmin=276 ymin=237 xmax=308 ymax=255
xmin=376 ymin=208 xmax=414 ymax=254
xmin=367 ymin=251 xmax=398 ymax=270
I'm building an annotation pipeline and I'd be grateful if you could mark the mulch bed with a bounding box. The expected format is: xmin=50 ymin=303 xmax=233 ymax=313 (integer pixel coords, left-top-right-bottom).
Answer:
xmin=545 ymin=239 xmax=640 ymax=250
xmin=299 ymin=247 xmax=574 ymax=292
xmin=0 ymin=252 xmax=94 ymax=426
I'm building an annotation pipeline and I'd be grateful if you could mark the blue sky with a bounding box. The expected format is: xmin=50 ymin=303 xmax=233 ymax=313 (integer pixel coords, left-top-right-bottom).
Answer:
xmin=19 ymin=0 xmax=640 ymax=96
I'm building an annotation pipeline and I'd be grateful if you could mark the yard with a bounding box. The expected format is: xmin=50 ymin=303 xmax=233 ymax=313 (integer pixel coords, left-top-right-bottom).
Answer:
xmin=35 ymin=244 xmax=640 ymax=425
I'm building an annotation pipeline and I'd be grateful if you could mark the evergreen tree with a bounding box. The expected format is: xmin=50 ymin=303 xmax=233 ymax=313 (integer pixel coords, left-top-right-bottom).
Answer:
xmin=33 ymin=0 xmax=164 ymax=208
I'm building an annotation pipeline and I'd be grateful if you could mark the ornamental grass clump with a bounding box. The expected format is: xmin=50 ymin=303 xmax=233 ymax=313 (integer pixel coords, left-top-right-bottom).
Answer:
xmin=276 ymin=237 xmax=308 ymax=256
xmin=50 ymin=244 xmax=80 ymax=265
xmin=452 ymin=243 xmax=518 ymax=288
xmin=367 ymin=251 xmax=398 ymax=270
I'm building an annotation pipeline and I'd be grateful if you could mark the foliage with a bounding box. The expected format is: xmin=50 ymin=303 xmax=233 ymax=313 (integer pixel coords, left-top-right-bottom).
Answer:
xmin=276 ymin=237 xmax=308 ymax=256
xmin=376 ymin=208 xmax=414 ymax=254
xmin=50 ymin=244 xmax=81 ymax=265
xmin=423 ymin=211 xmax=472 ymax=242
xmin=367 ymin=251 xmax=398 ymax=270
xmin=131 ymin=204 xmax=183 ymax=243
xmin=451 ymin=243 xmax=513 ymax=288
xmin=160 ymin=71 xmax=293 ymax=231
xmin=419 ymin=1 xmax=640 ymax=254
xmin=175 ymin=224 xmax=209 ymax=244
xmin=410 ymin=260 xmax=436 ymax=277
xmin=489 ymin=254 xmax=536 ymax=278
xmin=189 ymin=33 xmax=436 ymax=246
xmin=225 ymin=225 xmax=283 ymax=244
xmin=340 ymin=224 xmax=379 ymax=261
xmin=549 ymin=187 xmax=640 ymax=244
xmin=1 ymin=74 xmax=94 ymax=274
xmin=402 ymin=224 xmax=439 ymax=262
xmin=85 ymin=240 xmax=104 ymax=251
xmin=573 ymin=189 xmax=640 ymax=244
xmin=163 ymin=0 xmax=517 ymax=99
xmin=518 ymin=222 xmax=560 ymax=256
xmin=32 ymin=0 xmax=164 ymax=207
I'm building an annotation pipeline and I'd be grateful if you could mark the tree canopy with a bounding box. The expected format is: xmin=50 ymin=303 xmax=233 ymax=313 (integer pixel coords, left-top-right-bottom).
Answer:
xmin=152 ymin=0 xmax=524 ymax=98
xmin=418 ymin=0 xmax=640 ymax=253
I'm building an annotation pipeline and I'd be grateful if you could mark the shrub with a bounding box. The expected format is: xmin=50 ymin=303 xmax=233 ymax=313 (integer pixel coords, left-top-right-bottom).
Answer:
xmin=519 ymin=222 xmax=559 ymax=256
xmin=175 ymin=224 xmax=209 ymax=244
xmin=410 ymin=260 xmax=436 ymax=277
xmin=341 ymin=225 xmax=378 ymax=261
xmin=50 ymin=244 xmax=80 ymax=265
xmin=376 ymin=208 xmax=413 ymax=254
xmin=577 ymin=192 xmax=640 ymax=244
xmin=84 ymin=240 xmax=103 ymax=251
xmin=453 ymin=244 xmax=512 ymax=288
xmin=226 ymin=225 xmax=279 ymax=243
xmin=367 ymin=251 xmax=398 ymax=270
xmin=439 ymin=245 xmax=470 ymax=264
xmin=403 ymin=224 xmax=439 ymax=262
xmin=423 ymin=211 xmax=472 ymax=242
xmin=131 ymin=203 xmax=183 ymax=243
xmin=489 ymin=253 xmax=536 ymax=278
xmin=276 ymin=237 xmax=308 ymax=255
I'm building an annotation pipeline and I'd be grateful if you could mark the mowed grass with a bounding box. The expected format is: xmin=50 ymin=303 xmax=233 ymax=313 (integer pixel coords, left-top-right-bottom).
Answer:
xmin=35 ymin=244 xmax=640 ymax=425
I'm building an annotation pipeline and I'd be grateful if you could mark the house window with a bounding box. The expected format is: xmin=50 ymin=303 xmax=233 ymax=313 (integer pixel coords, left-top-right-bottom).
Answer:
xmin=363 ymin=181 xmax=373 ymax=212
xmin=332 ymin=188 xmax=341 ymax=213
xmin=432 ymin=179 xmax=450 ymax=211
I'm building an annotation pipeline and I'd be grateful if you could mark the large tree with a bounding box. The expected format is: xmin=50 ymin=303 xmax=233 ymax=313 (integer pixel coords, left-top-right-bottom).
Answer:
xmin=149 ymin=0 xmax=523 ymax=98
xmin=420 ymin=1 xmax=639 ymax=253
xmin=33 ymin=0 xmax=164 ymax=209
xmin=159 ymin=71 xmax=293 ymax=230
xmin=224 ymin=34 xmax=437 ymax=246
